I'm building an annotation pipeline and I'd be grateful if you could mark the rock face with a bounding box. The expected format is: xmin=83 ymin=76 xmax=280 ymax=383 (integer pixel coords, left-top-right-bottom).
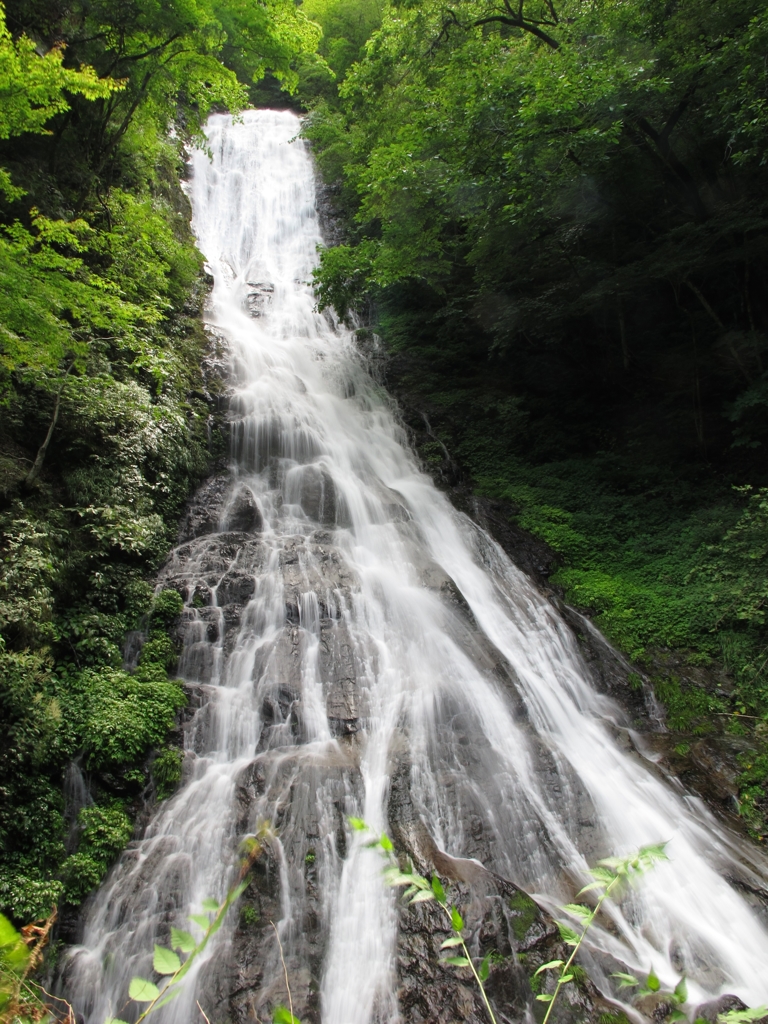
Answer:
xmin=178 ymin=475 xmax=263 ymax=542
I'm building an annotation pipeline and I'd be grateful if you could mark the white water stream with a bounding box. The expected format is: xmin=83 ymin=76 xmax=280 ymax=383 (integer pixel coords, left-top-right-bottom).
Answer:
xmin=64 ymin=110 xmax=768 ymax=1023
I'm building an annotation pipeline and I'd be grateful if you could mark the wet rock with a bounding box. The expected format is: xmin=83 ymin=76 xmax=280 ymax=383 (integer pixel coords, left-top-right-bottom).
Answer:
xmin=694 ymin=995 xmax=749 ymax=1023
xmin=326 ymin=677 xmax=358 ymax=734
xmin=177 ymin=473 xmax=230 ymax=541
xmin=224 ymin=485 xmax=263 ymax=532
xmin=216 ymin=569 xmax=256 ymax=606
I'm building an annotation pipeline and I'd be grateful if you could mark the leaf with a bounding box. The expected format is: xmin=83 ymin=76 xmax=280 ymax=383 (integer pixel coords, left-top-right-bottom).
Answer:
xmin=105 ymin=1019 xmax=130 ymax=1023
xmin=273 ymin=1006 xmax=301 ymax=1024
xmin=154 ymin=989 xmax=181 ymax=1011
xmin=577 ymin=881 xmax=605 ymax=895
xmin=647 ymin=970 xmax=660 ymax=992
xmin=674 ymin=977 xmax=688 ymax=1003
xmin=588 ymin=866 xmax=616 ymax=885
xmin=379 ymin=833 xmax=394 ymax=852
xmin=201 ymin=898 xmax=219 ymax=913
xmin=171 ymin=927 xmax=196 ymax=953
xmin=431 ymin=875 xmax=446 ymax=904
xmin=611 ymin=972 xmax=639 ymax=988
xmin=479 ymin=953 xmax=491 ymax=982
xmin=557 ymin=923 xmax=580 ymax=946
xmin=442 ymin=956 xmax=470 ymax=967
xmin=441 ymin=937 xmax=464 ymax=949
xmin=228 ymin=881 xmax=248 ymax=904
xmin=129 ymin=978 xmax=160 ymax=1002
xmin=535 ymin=960 xmax=564 ymax=976
xmin=560 ymin=974 xmax=574 ymax=984
xmin=410 ymin=889 xmax=435 ymax=903
xmin=536 ymin=994 xmax=554 ymax=1002
xmin=190 ymin=914 xmax=212 ymax=931
xmin=153 ymin=945 xmax=181 ymax=975
xmin=719 ymin=1009 xmax=768 ymax=1024
xmin=348 ymin=817 xmax=367 ymax=831
xmin=563 ymin=903 xmax=593 ymax=924
xmin=450 ymin=906 xmax=464 ymax=932
xmin=383 ymin=868 xmax=420 ymax=888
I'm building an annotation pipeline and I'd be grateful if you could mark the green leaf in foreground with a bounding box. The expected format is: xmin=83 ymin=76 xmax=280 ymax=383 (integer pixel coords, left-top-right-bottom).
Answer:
xmin=718 ymin=1009 xmax=768 ymax=1024
xmin=442 ymin=955 xmax=470 ymax=967
xmin=171 ymin=927 xmax=196 ymax=953
xmin=479 ymin=953 xmax=491 ymax=982
xmin=129 ymin=977 xmax=160 ymax=1002
xmin=450 ymin=906 xmax=464 ymax=931
xmin=153 ymin=944 xmax=181 ymax=975
xmin=154 ymin=989 xmax=181 ymax=1011
xmin=535 ymin=960 xmax=564 ymax=975
xmin=201 ymin=898 xmax=220 ymax=912
xmin=273 ymin=1007 xmax=301 ymax=1024
xmin=611 ymin=972 xmax=639 ymax=988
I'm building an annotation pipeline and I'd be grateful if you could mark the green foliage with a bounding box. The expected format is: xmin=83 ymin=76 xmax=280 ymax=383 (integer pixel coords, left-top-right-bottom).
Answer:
xmin=533 ymin=845 xmax=668 ymax=1024
xmin=152 ymin=748 xmax=183 ymax=799
xmin=507 ymin=890 xmax=539 ymax=942
xmin=151 ymin=589 xmax=184 ymax=625
xmin=0 ymin=0 xmax=318 ymax=940
xmin=303 ymin=0 xmax=768 ymax=812
xmin=59 ymin=804 xmax=133 ymax=903
xmin=118 ymin=829 xmax=271 ymax=1024
xmin=240 ymin=904 xmax=259 ymax=927
xmin=360 ymin=819 xmax=499 ymax=1024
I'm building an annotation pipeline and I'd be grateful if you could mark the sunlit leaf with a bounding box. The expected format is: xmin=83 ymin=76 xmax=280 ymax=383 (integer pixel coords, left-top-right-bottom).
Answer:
xmin=647 ymin=970 xmax=660 ymax=992
xmin=129 ymin=978 xmax=160 ymax=1002
xmin=611 ymin=972 xmax=639 ymax=988
xmin=431 ymin=875 xmax=446 ymax=904
xmin=577 ymin=881 xmax=605 ymax=895
xmin=153 ymin=945 xmax=181 ymax=975
xmin=201 ymin=898 xmax=219 ymax=913
xmin=563 ymin=903 xmax=593 ymax=924
xmin=441 ymin=937 xmax=464 ymax=949
xmin=535 ymin=960 xmax=564 ymax=975
xmin=171 ymin=928 xmax=196 ymax=953
xmin=410 ymin=890 xmax=435 ymax=903
xmin=154 ymin=989 xmax=181 ymax=1011
xmin=719 ymin=1008 xmax=768 ymax=1024
xmin=348 ymin=817 xmax=367 ymax=831
xmin=536 ymin=994 xmax=554 ymax=1002
xmin=560 ymin=974 xmax=573 ymax=984
xmin=379 ymin=833 xmax=393 ymax=852
xmin=442 ymin=956 xmax=470 ymax=967
xmin=273 ymin=1006 xmax=301 ymax=1024
xmin=450 ymin=907 xmax=464 ymax=932
xmin=557 ymin=923 xmax=580 ymax=946
xmin=674 ymin=977 xmax=688 ymax=1003
xmin=190 ymin=914 xmax=211 ymax=931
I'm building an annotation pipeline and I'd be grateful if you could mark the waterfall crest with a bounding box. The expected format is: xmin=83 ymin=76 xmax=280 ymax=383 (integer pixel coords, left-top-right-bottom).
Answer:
xmin=63 ymin=110 xmax=768 ymax=1024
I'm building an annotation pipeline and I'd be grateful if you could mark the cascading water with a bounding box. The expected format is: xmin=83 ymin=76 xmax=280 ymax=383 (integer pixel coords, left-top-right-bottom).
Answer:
xmin=63 ymin=110 xmax=768 ymax=1024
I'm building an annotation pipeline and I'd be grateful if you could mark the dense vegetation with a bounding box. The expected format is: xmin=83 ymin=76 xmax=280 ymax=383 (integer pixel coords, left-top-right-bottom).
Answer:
xmin=300 ymin=0 xmax=768 ymax=832
xmin=0 ymin=0 xmax=318 ymax=922
xmin=3 ymin=0 xmax=768 ymax=940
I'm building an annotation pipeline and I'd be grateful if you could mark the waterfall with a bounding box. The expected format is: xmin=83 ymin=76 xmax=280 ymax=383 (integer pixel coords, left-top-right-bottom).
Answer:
xmin=62 ymin=110 xmax=768 ymax=1024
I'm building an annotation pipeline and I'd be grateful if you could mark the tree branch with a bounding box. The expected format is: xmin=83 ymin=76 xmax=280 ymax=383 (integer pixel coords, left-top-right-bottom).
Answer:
xmin=24 ymin=365 xmax=73 ymax=489
xmin=473 ymin=14 xmax=560 ymax=48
